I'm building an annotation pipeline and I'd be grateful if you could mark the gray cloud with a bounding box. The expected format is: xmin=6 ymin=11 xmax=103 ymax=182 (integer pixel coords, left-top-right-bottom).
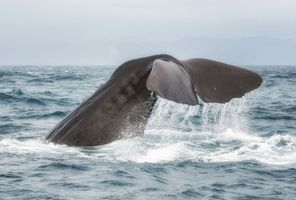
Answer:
xmin=0 ymin=0 xmax=295 ymax=65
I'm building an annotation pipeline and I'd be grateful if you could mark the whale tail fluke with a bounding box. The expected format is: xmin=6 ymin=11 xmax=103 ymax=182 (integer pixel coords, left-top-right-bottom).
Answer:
xmin=146 ymin=58 xmax=262 ymax=104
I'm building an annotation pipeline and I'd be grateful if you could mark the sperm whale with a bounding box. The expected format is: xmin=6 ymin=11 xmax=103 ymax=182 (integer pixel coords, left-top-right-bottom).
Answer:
xmin=46 ymin=54 xmax=262 ymax=146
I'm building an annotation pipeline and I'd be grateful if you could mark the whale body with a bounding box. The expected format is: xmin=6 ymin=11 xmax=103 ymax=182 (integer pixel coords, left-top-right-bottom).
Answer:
xmin=46 ymin=54 xmax=262 ymax=146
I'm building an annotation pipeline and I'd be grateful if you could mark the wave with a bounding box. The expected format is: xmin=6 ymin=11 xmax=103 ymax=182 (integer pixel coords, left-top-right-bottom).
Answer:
xmin=51 ymin=74 xmax=86 ymax=81
xmin=0 ymin=70 xmax=37 ymax=78
xmin=27 ymin=75 xmax=85 ymax=83
xmin=1 ymin=130 xmax=294 ymax=165
xmin=252 ymin=105 xmax=296 ymax=121
xmin=0 ymin=89 xmax=47 ymax=106
xmin=0 ymin=89 xmax=73 ymax=107
xmin=40 ymin=111 xmax=67 ymax=118
xmin=0 ymin=123 xmax=26 ymax=134
xmin=96 ymin=128 xmax=296 ymax=165
xmin=27 ymin=78 xmax=54 ymax=83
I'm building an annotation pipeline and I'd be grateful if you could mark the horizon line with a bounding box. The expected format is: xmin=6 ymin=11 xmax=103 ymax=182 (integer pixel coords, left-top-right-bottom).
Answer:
xmin=0 ymin=63 xmax=296 ymax=67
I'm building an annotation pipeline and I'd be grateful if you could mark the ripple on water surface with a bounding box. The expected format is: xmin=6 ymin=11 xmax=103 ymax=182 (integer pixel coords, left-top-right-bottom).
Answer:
xmin=0 ymin=65 xmax=295 ymax=199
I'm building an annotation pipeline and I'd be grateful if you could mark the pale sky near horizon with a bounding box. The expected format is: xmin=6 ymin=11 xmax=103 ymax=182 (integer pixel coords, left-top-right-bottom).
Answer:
xmin=0 ymin=0 xmax=296 ymax=65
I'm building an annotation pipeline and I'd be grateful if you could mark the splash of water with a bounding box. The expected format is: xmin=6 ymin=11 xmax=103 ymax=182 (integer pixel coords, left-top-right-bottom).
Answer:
xmin=1 ymin=95 xmax=295 ymax=165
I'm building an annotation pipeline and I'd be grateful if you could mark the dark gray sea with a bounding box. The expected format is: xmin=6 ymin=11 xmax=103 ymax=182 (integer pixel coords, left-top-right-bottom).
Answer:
xmin=0 ymin=65 xmax=295 ymax=199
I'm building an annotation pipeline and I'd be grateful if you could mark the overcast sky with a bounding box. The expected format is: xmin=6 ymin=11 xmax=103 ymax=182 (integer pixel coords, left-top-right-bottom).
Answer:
xmin=0 ymin=0 xmax=296 ymax=65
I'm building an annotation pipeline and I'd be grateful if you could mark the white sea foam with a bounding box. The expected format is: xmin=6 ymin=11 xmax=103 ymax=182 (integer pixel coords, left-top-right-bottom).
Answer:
xmin=1 ymin=130 xmax=295 ymax=165
xmin=205 ymin=134 xmax=296 ymax=165
xmin=95 ymin=126 xmax=296 ymax=165
xmin=1 ymin=95 xmax=295 ymax=165
xmin=0 ymin=138 xmax=89 ymax=158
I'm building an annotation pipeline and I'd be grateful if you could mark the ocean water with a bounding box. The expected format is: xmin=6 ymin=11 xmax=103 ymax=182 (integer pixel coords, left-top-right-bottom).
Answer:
xmin=0 ymin=65 xmax=295 ymax=200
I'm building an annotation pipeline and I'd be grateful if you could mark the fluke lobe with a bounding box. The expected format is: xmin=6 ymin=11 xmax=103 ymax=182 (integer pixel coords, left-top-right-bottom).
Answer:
xmin=46 ymin=54 xmax=262 ymax=146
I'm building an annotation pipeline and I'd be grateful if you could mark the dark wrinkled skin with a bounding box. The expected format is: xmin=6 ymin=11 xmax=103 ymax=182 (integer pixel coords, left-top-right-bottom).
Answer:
xmin=46 ymin=55 xmax=175 ymax=146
